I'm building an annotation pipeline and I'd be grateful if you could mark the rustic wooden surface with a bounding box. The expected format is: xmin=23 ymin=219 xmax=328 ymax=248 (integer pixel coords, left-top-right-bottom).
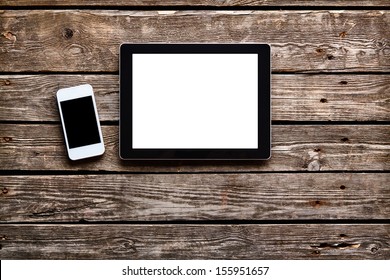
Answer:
xmin=0 ymin=1 xmax=389 ymax=260
xmin=1 ymin=124 xmax=389 ymax=171
xmin=0 ymin=10 xmax=389 ymax=72
xmin=1 ymin=75 xmax=389 ymax=122
xmin=0 ymin=224 xmax=389 ymax=259
xmin=0 ymin=173 xmax=389 ymax=222
xmin=2 ymin=1 xmax=390 ymax=7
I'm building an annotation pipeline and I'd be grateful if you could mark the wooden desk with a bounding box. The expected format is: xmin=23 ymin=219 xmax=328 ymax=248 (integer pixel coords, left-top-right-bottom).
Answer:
xmin=0 ymin=1 xmax=389 ymax=259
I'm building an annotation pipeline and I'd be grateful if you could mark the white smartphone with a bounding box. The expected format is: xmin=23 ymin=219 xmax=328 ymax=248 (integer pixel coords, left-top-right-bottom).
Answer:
xmin=57 ymin=84 xmax=105 ymax=160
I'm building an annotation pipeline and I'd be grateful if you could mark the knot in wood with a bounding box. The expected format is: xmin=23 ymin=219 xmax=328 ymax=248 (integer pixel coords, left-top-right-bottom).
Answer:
xmin=320 ymin=98 xmax=328 ymax=103
xmin=370 ymin=245 xmax=380 ymax=254
xmin=2 ymin=31 xmax=16 ymax=42
xmin=112 ymin=238 xmax=137 ymax=254
xmin=339 ymin=31 xmax=347 ymax=38
xmin=327 ymin=54 xmax=335 ymax=60
xmin=3 ymin=137 xmax=12 ymax=142
xmin=63 ymin=28 xmax=74 ymax=39
xmin=308 ymin=160 xmax=321 ymax=171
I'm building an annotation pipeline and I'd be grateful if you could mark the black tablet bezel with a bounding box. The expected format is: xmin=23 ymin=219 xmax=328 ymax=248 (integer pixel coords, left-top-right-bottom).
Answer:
xmin=120 ymin=44 xmax=270 ymax=160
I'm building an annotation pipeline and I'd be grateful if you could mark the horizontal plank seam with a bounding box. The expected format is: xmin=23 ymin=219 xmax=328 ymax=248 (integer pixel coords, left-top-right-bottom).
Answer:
xmin=1 ymin=72 xmax=390 ymax=76
xmin=1 ymin=220 xmax=390 ymax=225
xmin=1 ymin=121 xmax=390 ymax=125
xmin=0 ymin=170 xmax=389 ymax=175
xmin=1 ymin=6 xmax=390 ymax=11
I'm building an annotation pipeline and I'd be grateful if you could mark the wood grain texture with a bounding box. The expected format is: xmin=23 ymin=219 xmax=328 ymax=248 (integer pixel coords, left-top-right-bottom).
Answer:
xmin=1 ymin=74 xmax=389 ymax=122
xmin=0 ymin=224 xmax=389 ymax=259
xmin=2 ymin=0 xmax=389 ymax=7
xmin=0 ymin=124 xmax=388 ymax=172
xmin=0 ymin=2 xmax=389 ymax=262
xmin=0 ymin=174 xmax=389 ymax=222
xmin=1 ymin=10 xmax=389 ymax=72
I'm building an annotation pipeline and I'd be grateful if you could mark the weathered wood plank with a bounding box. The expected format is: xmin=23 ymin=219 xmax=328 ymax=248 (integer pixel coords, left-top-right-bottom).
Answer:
xmin=1 ymin=74 xmax=389 ymax=122
xmin=1 ymin=10 xmax=388 ymax=72
xmin=0 ymin=124 xmax=388 ymax=171
xmin=0 ymin=174 xmax=388 ymax=222
xmin=2 ymin=0 xmax=389 ymax=7
xmin=0 ymin=224 xmax=388 ymax=259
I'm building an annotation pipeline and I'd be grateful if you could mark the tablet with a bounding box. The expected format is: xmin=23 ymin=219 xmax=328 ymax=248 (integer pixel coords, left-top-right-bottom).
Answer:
xmin=120 ymin=44 xmax=270 ymax=160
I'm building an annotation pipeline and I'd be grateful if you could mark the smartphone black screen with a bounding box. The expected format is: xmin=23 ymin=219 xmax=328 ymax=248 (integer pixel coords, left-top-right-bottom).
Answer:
xmin=60 ymin=96 xmax=101 ymax=148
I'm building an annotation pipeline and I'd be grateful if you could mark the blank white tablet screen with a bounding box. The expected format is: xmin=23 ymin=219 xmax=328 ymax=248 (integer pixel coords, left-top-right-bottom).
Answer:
xmin=132 ymin=53 xmax=258 ymax=149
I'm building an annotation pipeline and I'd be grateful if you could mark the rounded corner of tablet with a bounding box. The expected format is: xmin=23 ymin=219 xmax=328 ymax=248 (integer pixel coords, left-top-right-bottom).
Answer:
xmin=120 ymin=43 xmax=129 ymax=53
